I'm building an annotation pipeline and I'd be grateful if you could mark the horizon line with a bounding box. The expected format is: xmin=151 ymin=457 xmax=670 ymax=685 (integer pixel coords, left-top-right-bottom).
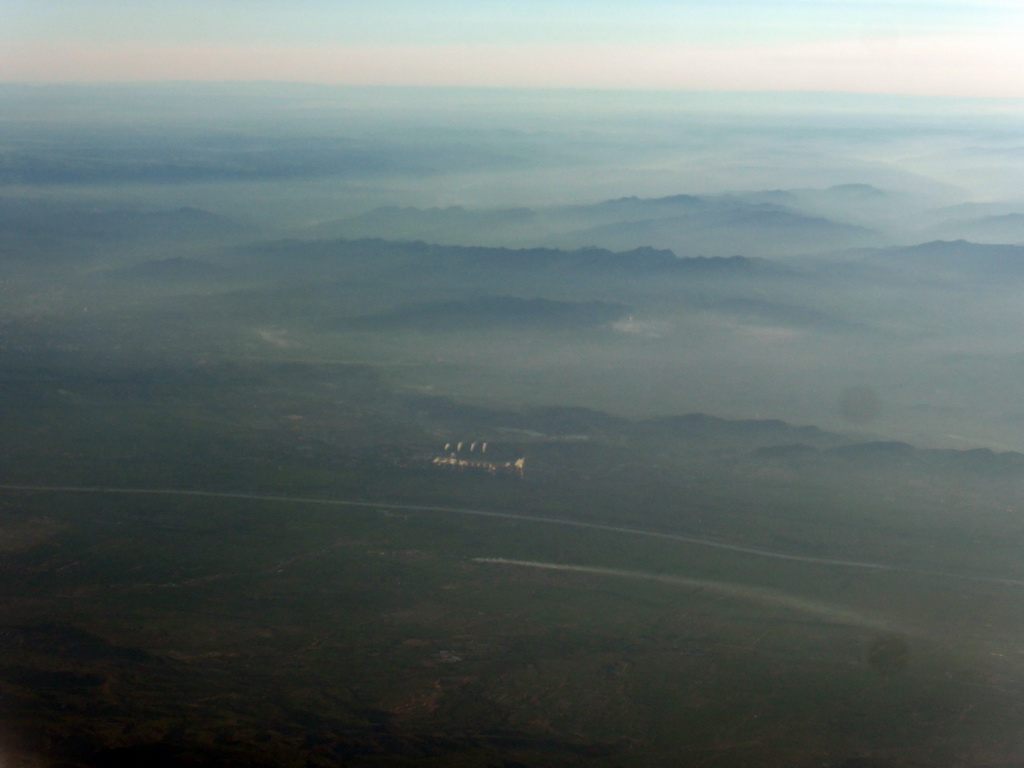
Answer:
xmin=2 ymin=80 xmax=1023 ymax=102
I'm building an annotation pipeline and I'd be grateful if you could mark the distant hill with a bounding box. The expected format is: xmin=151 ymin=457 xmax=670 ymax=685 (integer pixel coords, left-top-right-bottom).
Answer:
xmin=309 ymin=205 xmax=537 ymax=244
xmin=393 ymin=392 xmax=1024 ymax=478
xmin=752 ymin=439 xmax=1024 ymax=475
xmin=0 ymin=198 xmax=251 ymax=263
xmin=551 ymin=201 xmax=879 ymax=257
xmin=346 ymin=296 xmax=632 ymax=332
xmin=930 ymin=213 xmax=1024 ymax=244
xmin=238 ymin=238 xmax=778 ymax=281
xmin=821 ymin=183 xmax=886 ymax=199
xmin=0 ymin=199 xmax=246 ymax=241
xmin=569 ymin=194 xmax=710 ymax=220
xmin=394 ymin=395 xmax=847 ymax=449
xmin=299 ymin=190 xmax=882 ymax=257
xmin=210 ymin=237 xmax=785 ymax=329
xmin=637 ymin=413 xmax=843 ymax=448
xmin=849 ymin=240 xmax=1024 ymax=280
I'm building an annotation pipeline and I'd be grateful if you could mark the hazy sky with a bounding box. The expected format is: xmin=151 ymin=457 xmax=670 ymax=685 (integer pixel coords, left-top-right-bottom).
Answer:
xmin=2 ymin=1 xmax=1024 ymax=96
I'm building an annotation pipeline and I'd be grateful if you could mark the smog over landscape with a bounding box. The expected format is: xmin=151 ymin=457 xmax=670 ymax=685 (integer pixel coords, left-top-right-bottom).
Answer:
xmin=4 ymin=2 xmax=1024 ymax=766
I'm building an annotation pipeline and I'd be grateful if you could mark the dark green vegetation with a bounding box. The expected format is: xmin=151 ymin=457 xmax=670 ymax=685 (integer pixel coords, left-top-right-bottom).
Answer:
xmin=4 ymin=352 xmax=1024 ymax=767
